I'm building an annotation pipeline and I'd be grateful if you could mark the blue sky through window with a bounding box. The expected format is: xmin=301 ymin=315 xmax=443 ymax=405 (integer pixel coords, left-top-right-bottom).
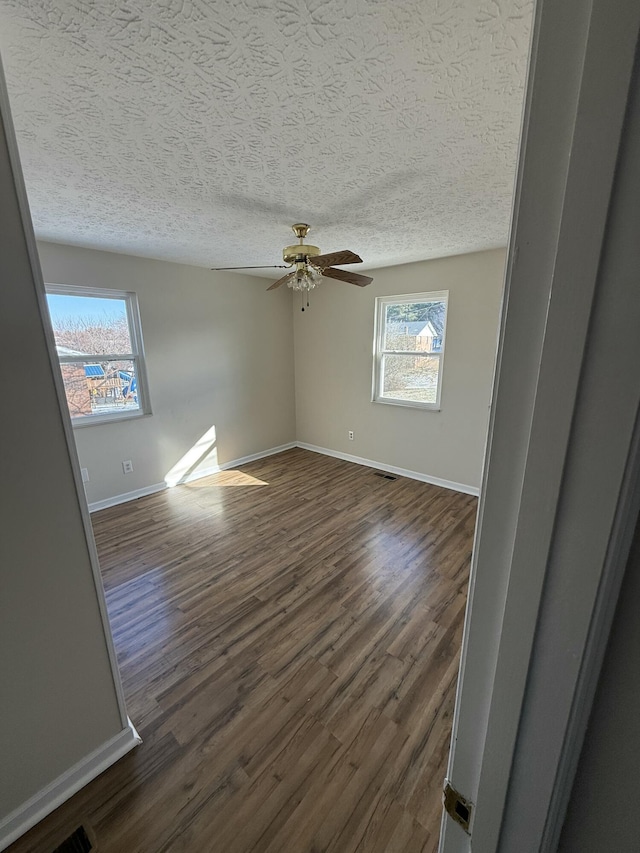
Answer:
xmin=47 ymin=293 xmax=127 ymax=325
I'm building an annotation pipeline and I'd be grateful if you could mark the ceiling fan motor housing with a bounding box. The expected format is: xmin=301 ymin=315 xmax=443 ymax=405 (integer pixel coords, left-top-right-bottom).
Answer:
xmin=283 ymin=243 xmax=321 ymax=264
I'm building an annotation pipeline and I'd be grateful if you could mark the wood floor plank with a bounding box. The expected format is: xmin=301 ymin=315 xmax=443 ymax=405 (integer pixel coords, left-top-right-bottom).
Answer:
xmin=6 ymin=448 xmax=475 ymax=853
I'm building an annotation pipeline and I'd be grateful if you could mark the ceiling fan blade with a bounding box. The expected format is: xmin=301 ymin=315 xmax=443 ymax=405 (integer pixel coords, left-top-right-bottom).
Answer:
xmin=212 ymin=264 xmax=289 ymax=271
xmin=322 ymin=267 xmax=373 ymax=287
xmin=267 ymin=272 xmax=295 ymax=290
xmin=311 ymin=250 xmax=363 ymax=269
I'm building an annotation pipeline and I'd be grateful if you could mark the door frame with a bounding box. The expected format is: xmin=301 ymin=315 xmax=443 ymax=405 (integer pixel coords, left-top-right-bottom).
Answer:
xmin=441 ymin=1 xmax=640 ymax=850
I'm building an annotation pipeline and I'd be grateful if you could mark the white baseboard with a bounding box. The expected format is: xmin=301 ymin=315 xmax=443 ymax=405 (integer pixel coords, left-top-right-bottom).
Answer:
xmin=87 ymin=442 xmax=298 ymax=512
xmin=88 ymin=482 xmax=166 ymax=513
xmin=86 ymin=441 xmax=475 ymax=510
xmin=0 ymin=719 xmax=141 ymax=852
xmin=296 ymin=442 xmax=480 ymax=496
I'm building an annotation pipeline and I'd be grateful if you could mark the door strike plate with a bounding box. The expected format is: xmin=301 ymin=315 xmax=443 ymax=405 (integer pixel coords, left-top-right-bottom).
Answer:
xmin=443 ymin=779 xmax=473 ymax=834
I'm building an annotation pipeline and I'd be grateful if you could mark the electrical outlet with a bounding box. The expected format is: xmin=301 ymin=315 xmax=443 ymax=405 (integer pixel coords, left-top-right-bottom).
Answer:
xmin=348 ymin=430 xmax=354 ymax=441
xmin=81 ymin=467 xmax=89 ymax=483
xmin=122 ymin=460 xmax=134 ymax=474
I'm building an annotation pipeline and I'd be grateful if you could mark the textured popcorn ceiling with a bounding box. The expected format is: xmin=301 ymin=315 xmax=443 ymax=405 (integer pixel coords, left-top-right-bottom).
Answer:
xmin=0 ymin=0 xmax=532 ymax=272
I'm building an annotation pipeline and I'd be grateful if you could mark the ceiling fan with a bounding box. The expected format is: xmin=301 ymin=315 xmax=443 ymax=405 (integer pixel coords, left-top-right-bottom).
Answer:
xmin=213 ymin=224 xmax=373 ymax=310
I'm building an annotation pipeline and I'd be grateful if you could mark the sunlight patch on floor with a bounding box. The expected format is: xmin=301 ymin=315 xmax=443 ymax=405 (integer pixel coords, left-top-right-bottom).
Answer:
xmin=188 ymin=469 xmax=269 ymax=488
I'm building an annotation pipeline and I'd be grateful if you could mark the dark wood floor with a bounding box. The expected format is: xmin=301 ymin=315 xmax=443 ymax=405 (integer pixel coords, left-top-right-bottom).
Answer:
xmin=9 ymin=448 xmax=476 ymax=853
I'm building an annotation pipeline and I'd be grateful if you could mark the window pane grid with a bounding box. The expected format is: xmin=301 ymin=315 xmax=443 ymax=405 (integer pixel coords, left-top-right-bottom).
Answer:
xmin=46 ymin=285 xmax=149 ymax=424
xmin=379 ymin=350 xmax=442 ymax=358
xmin=373 ymin=292 xmax=448 ymax=409
xmin=57 ymin=352 xmax=136 ymax=363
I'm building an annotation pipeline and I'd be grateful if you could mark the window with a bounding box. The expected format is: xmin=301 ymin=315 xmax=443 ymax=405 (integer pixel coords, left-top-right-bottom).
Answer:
xmin=45 ymin=285 xmax=150 ymax=425
xmin=373 ymin=291 xmax=448 ymax=409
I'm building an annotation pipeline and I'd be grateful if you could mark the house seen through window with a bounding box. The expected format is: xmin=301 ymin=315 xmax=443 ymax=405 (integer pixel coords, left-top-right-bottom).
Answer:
xmin=373 ymin=292 xmax=448 ymax=409
xmin=45 ymin=285 xmax=150 ymax=425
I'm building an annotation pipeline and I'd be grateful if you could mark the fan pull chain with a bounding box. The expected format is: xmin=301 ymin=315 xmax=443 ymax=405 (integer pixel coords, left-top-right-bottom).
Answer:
xmin=301 ymin=291 xmax=304 ymax=312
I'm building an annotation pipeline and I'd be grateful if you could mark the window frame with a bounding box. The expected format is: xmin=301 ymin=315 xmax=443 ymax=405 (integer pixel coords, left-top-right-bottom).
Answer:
xmin=372 ymin=290 xmax=449 ymax=411
xmin=45 ymin=283 xmax=152 ymax=427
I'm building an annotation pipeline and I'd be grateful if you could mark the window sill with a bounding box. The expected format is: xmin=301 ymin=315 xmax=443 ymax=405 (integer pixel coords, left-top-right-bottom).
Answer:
xmin=372 ymin=397 xmax=441 ymax=412
xmin=71 ymin=409 xmax=151 ymax=428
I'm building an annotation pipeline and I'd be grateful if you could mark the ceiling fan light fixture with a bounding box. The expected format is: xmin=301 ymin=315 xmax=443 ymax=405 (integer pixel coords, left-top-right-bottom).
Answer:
xmin=288 ymin=262 xmax=323 ymax=291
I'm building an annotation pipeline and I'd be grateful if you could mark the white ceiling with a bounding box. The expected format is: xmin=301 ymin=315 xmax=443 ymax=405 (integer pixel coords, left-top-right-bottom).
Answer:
xmin=0 ymin=0 xmax=533 ymax=273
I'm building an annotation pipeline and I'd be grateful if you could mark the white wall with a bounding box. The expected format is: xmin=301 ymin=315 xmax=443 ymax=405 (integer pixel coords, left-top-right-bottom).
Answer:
xmin=0 ymin=76 xmax=129 ymax=844
xmin=38 ymin=245 xmax=503 ymax=505
xmin=293 ymin=249 xmax=505 ymax=492
xmin=37 ymin=242 xmax=297 ymax=506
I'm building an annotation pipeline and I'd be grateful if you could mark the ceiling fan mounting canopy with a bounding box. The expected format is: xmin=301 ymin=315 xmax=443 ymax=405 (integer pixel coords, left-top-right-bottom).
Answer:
xmin=282 ymin=223 xmax=320 ymax=265
xmin=292 ymin=223 xmax=310 ymax=239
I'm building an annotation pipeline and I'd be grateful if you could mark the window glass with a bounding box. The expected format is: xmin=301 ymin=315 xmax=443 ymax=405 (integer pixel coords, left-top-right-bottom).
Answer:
xmin=380 ymin=354 xmax=441 ymax=405
xmin=383 ymin=301 xmax=446 ymax=352
xmin=47 ymin=293 xmax=132 ymax=354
